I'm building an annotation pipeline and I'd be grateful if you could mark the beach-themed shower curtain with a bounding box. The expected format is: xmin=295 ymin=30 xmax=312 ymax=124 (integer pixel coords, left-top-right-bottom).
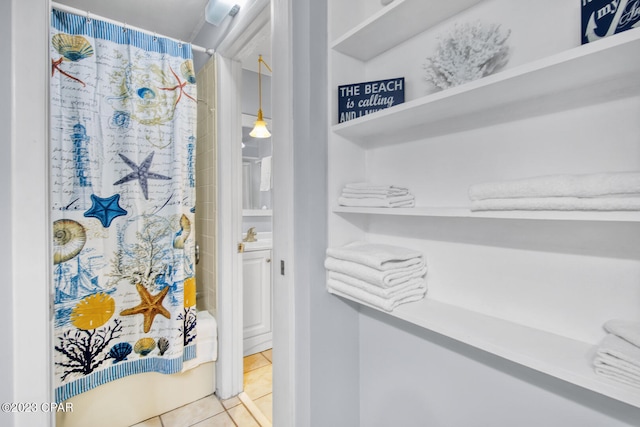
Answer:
xmin=50 ymin=10 xmax=198 ymax=402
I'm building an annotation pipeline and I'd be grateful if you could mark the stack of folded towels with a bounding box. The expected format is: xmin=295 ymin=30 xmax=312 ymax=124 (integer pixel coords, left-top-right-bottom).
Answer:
xmin=468 ymin=171 xmax=640 ymax=211
xmin=338 ymin=183 xmax=415 ymax=208
xmin=593 ymin=319 xmax=640 ymax=388
xmin=325 ymin=241 xmax=427 ymax=312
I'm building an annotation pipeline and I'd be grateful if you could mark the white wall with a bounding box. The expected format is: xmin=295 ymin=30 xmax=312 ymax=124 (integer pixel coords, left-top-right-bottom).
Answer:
xmin=288 ymin=0 xmax=362 ymax=426
xmin=242 ymin=69 xmax=272 ymax=118
xmin=9 ymin=0 xmax=51 ymax=426
xmin=0 ymin=1 xmax=14 ymax=424
xmin=242 ymin=216 xmax=272 ymax=233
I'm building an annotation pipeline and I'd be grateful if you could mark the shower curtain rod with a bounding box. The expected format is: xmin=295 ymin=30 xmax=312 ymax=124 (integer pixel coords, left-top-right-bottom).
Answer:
xmin=50 ymin=1 xmax=215 ymax=55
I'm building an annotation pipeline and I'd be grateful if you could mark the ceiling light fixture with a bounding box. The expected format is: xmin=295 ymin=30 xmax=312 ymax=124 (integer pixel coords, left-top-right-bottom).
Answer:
xmin=250 ymin=54 xmax=272 ymax=139
xmin=205 ymin=0 xmax=240 ymax=26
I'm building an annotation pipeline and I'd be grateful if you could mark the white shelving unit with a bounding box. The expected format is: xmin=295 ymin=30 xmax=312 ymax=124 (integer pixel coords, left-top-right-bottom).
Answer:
xmin=328 ymin=0 xmax=640 ymax=412
xmin=333 ymin=28 xmax=640 ymax=146
xmin=345 ymin=296 xmax=640 ymax=408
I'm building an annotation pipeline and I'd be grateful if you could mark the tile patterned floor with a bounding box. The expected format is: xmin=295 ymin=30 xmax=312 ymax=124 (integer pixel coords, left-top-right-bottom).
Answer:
xmin=243 ymin=350 xmax=272 ymax=423
xmin=131 ymin=350 xmax=272 ymax=427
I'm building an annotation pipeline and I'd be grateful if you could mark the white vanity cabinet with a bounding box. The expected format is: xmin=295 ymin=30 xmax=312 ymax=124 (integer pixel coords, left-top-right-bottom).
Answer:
xmin=242 ymin=248 xmax=273 ymax=356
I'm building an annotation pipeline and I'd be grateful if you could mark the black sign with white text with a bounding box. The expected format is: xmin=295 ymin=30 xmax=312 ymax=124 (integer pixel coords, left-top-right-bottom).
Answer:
xmin=338 ymin=77 xmax=404 ymax=123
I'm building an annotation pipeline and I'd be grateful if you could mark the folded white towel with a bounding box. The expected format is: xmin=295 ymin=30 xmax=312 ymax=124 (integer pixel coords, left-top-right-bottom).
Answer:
xmin=345 ymin=183 xmax=409 ymax=192
xmin=342 ymin=188 xmax=410 ymax=197
xmin=605 ymin=319 xmax=640 ymax=348
xmin=469 ymin=172 xmax=640 ymax=201
xmin=595 ymin=335 xmax=640 ymax=374
xmin=260 ymin=156 xmax=272 ymax=192
xmin=470 ymin=197 xmax=640 ymax=211
xmin=340 ymin=190 xmax=410 ymax=199
xmin=326 ymin=242 xmax=423 ymax=271
xmin=593 ymin=334 xmax=640 ymax=388
xmin=325 ymin=256 xmax=427 ymax=288
xmin=594 ymin=367 xmax=640 ymax=388
xmin=327 ymin=278 xmax=426 ymax=312
xmin=328 ymin=271 xmax=426 ymax=299
xmin=343 ymin=188 xmax=409 ymax=195
xmin=339 ymin=194 xmax=415 ymax=208
xmin=338 ymin=199 xmax=415 ymax=208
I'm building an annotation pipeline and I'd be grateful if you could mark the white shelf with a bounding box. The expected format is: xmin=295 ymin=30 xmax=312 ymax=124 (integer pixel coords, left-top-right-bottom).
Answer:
xmin=333 ymin=28 xmax=640 ymax=145
xmin=333 ymin=293 xmax=640 ymax=408
xmin=243 ymin=209 xmax=273 ymax=217
xmin=331 ymin=0 xmax=483 ymax=61
xmin=333 ymin=206 xmax=640 ymax=222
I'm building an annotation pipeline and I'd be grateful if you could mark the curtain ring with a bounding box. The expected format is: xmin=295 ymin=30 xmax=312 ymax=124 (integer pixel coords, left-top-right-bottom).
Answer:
xmin=178 ymin=40 xmax=183 ymax=48
xmin=86 ymin=11 xmax=92 ymax=23
xmin=123 ymin=22 xmax=128 ymax=33
xmin=153 ymin=32 xmax=158 ymax=42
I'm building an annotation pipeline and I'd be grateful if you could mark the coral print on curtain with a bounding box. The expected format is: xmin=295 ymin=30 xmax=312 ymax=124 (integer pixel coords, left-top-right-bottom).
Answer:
xmin=50 ymin=10 xmax=198 ymax=403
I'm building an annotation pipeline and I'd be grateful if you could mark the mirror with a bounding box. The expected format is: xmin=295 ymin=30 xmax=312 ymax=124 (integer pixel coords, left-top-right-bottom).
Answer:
xmin=241 ymin=113 xmax=272 ymax=211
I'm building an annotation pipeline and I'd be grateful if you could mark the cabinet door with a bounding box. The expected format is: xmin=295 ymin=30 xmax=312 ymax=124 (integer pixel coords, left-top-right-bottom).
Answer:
xmin=242 ymin=249 xmax=272 ymax=355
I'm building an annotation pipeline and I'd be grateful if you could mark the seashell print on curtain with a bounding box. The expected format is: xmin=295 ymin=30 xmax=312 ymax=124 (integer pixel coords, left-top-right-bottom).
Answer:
xmin=50 ymin=10 xmax=198 ymax=402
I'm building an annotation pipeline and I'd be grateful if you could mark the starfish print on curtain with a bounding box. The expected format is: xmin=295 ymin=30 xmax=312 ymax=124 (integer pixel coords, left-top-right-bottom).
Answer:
xmin=159 ymin=65 xmax=197 ymax=108
xmin=113 ymin=152 xmax=172 ymax=200
xmin=83 ymin=194 xmax=128 ymax=227
xmin=120 ymin=283 xmax=171 ymax=333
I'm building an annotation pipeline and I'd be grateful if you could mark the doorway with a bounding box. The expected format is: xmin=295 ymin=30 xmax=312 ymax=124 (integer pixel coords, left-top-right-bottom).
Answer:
xmin=8 ymin=0 xmax=300 ymax=425
xmin=214 ymin=1 xmax=273 ymax=412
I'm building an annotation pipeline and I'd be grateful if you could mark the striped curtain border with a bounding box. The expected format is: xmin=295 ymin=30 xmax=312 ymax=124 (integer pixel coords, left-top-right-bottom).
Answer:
xmin=55 ymin=343 xmax=198 ymax=403
xmin=51 ymin=9 xmax=193 ymax=60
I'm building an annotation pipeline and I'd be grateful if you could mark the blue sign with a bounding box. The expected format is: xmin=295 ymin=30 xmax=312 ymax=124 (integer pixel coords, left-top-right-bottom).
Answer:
xmin=581 ymin=0 xmax=640 ymax=44
xmin=338 ymin=77 xmax=404 ymax=123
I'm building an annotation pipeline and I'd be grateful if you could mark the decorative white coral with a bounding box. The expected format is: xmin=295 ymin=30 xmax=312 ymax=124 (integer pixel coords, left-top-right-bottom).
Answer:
xmin=424 ymin=21 xmax=511 ymax=90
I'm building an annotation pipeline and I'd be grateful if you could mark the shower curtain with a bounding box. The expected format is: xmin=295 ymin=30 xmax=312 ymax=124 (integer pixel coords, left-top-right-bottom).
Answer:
xmin=50 ymin=10 xmax=198 ymax=402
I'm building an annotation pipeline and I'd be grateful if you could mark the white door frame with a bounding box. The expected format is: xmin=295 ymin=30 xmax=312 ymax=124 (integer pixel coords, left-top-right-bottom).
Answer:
xmin=215 ymin=1 xmax=298 ymax=424
xmin=11 ymin=0 xmax=52 ymax=425
xmin=271 ymin=0 xmax=297 ymax=425
xmin=215 ymin=54 xmax=245 ymax=399
xmin=214 ymin=0 xmax=274 ymax=402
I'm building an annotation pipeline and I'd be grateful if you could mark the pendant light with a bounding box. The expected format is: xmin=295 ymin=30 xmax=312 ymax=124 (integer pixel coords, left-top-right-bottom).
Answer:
xmin=250 ymin=54 xmax=272 ymax=138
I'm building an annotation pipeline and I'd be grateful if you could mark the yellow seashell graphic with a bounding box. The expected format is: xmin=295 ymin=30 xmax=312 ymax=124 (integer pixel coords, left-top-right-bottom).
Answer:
xmin=134 ymin=337 xmax=156 ymax=356
xmin=183 ymin=277 xmax=196 ymax=308
xmin=70 ymin=293 xmax=116 ymax=330
xmin=52 ymin=33 xmax=94 ymax=62
xmin=53 ymin=219 xmax=87 ymax=264
xmin=173 ymin=214 xmax=191 ymax=249
xmin=180 ymin=60 xmax=196 ymax=84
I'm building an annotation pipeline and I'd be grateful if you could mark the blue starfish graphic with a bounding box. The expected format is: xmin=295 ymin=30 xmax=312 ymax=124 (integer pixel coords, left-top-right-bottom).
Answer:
xmin=84 ymin=194 xmax=128 ymax=227
xmin=113 ymin=152 xmax=171 ymax=200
